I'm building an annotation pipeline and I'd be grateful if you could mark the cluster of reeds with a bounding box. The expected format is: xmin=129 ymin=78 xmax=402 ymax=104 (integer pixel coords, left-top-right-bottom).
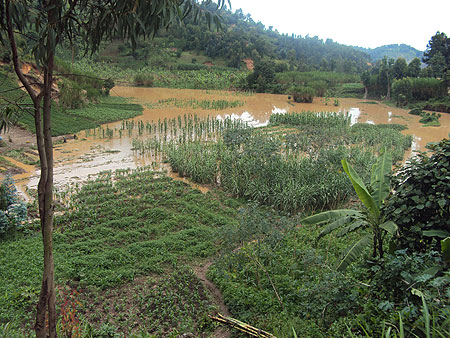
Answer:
xmin=153 ymin=98 xmax=245 ymax=110
xmin=163 ymin=112 xmax=412 ymax=214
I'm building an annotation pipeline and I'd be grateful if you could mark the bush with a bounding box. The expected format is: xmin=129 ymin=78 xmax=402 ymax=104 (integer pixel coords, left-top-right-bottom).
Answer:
xmin=133 ymin=73 xmax=154 ymax=87
xmin=418 ymin=112 xmax=441 ymax=126
xmin=59 ymin=80 xmax=85 ymax=109
xmin=408 ymin=108 xmax=423 ymax=115
xmin=290 ymin=86 xmax=316 ymax=103
xmin=383 ymin=138 xmax=450 ymax=252
xmin=0 ymin=176 xmax=26 ymax=236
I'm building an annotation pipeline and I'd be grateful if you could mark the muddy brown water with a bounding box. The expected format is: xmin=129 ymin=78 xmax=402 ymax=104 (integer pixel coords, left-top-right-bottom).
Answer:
xmin=13 ymin=86 xmax=450 ymax=198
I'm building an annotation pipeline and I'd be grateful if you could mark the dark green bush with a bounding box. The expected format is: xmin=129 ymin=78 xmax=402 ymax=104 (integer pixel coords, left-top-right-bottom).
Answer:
xmin=383 ymin=138 xmax=450 ymax=252
xmin=418 ymin=112 xmax=441 ymax=125
xmin=408 ymin=108 xmax=423 ymax=116
xmin=290 ymin=86 xmax=316 ymax=103
xmin=0 ymin=176 xmax=26 ymax=236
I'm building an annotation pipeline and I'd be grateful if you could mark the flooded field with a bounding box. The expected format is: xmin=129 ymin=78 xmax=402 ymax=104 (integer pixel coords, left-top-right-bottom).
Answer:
xmin=13 ymin=86 xmax=450 ymax=196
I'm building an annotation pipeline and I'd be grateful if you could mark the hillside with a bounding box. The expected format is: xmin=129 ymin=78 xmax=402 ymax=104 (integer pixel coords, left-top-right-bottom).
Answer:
xmin=93 ymin=3 xmax=371 ymax=74
xmin=354 ymin=43 xmax=423 ymax=62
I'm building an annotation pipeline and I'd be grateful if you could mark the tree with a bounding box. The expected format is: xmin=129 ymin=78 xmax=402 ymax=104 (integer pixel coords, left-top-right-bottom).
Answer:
xmin=407 ymin=57 xmax=421 ymax=78
xmin=361 ymin=70 xmax=371 ymax=99
xmin=301 ymin=151 xmax=398 ymax=271
xmin=246 ymin=59 xmax=275 ymax=92
xmin=0 ymin=1 xmax=227 ymax=337
xmin=392 ymin=57 xmax=407 ymax=80
xmin=378 ymin=56 xmax=394 ymax=99
xmin=423 ymin=31 xmax=450 ymax=78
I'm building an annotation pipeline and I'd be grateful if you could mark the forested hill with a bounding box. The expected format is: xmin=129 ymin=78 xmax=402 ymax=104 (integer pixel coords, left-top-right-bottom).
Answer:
xmin=112 ymin=4 xmax=372 ymax=73
xmin=353 ymin=44 xmax=423 ymax=63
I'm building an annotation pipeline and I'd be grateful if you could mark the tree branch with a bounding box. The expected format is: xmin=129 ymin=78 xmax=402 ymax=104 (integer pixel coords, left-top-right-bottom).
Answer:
xmin=5 ymin=0 xmax=38 ymax=102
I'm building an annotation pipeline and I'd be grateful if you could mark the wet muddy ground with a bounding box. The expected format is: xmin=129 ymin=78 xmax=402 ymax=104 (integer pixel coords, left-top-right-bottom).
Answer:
xmin=9 ymin=86 xmax=450 ymax=198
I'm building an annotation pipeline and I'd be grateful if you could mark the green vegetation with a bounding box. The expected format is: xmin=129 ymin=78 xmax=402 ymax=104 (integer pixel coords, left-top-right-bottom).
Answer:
xmin=0 ymin=168 xmax=243 ymax=336
xmin=148 ymin=97 xmax=245 ymax=110
xmin=355 ymin=44 xmax=423 ymax=63
xmin=0 ymin=176 xmax=27 ymax=236
xmin=134 ymin=73 xmax=155 ymax=87
xmin=0 ymin=65 xmax=143 ymax=136
xmin=290 ymin=86 xmax=315 ymax=103
xmin=302 ymin=151 xmax=398 ymax=271
xmin=3 ymin=149 xmax=38 ymax=165
xmin=408 ymin=109 xmax=442 ymax=126
xmin=21 ymin=96 xmax=142 ymax=136
xmin=165 ymin=112 xmax=411 ymax=214
xmin=383 ymin=138 xmax=450 ymax=252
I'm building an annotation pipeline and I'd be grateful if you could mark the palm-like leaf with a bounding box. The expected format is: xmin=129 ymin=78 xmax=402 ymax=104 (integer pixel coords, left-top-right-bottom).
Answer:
xmin=318 ymin=216 xmax=355 ymax=239
xmin=342 ymin=159 xmax=379 ymax=219
xmin=370 ymin=150 xmax=392 ymax=209
xmin=301 ymin=209 xmax=361 ymax=226
xmin=442 ymin=237 xmax=450 ymax=263
xmin=379 ymin=221 xmax=398 ymax=236
xmin=336 ymin=235 xmax=371 ymax=271
xmin=336 ymin=220 xmax=367 ymax=237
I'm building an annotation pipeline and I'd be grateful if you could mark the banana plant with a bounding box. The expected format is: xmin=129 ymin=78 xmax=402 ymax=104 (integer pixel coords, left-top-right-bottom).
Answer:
xmin=301 ymin=151 xmax=398 ymax=271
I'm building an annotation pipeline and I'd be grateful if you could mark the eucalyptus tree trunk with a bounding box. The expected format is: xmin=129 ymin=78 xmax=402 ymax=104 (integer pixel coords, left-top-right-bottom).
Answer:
xmin=5 ymin=1 xmax=57 ymax=337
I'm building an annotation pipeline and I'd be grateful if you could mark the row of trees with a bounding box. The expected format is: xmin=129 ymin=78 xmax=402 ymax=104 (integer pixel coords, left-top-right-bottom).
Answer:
xmin=361 ymin=32 xmax=449 ymax=101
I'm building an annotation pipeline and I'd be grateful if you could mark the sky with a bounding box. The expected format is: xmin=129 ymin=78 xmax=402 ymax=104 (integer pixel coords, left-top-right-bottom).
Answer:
xmin=227 ymin=0 xmax=450 ymax=51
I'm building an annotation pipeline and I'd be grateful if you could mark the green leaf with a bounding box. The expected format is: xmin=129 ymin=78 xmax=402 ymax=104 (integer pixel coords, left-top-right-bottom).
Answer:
xmin=411 ymin=289 xmax=430 ymax=338
xmin=336 ymin=220 xmax=367 ymax=237
xmin=342 ymin=159 xmax=379 ymax=219
xmin=318 ymin=216 xmax=355 ymax=239
xmin=442 ymin=237 xmax=450 ymax=263
xmin=301 ymin=209 xmax=361 ymax=226
xmin=422 ymin=230 xmax=450 ymax=238
xmin=370 ymin=150 xmax=392 ymax=209
xmin=336 ymin=235 xmax=371 ymax=271
xmin=379 ymin=221 xmax=398 ymax=236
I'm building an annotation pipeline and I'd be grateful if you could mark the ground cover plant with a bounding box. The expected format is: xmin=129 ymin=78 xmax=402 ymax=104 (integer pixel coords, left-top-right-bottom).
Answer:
xmin=0 ymin=167 xmax=244 ymax=336
xmin=18 ymin=96 xmax=143 ymax=136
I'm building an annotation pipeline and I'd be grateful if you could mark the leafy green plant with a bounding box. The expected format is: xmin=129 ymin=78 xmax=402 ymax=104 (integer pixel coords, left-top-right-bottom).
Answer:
xmin=383 ymin=138 xmax=450 ymax=253
xmin=418 ymin=112 xmax=441 ymax=126
xmin=302 ymin=151 xmax=398 ymax=270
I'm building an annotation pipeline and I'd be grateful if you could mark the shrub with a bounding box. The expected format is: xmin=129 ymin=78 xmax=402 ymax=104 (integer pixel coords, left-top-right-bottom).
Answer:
xmin=0 ymin=176 xmax=26 ymax=236
xmin=133 ymin=73 xmax=154 ymax=87
xmin=408 ymin=108 xmax=423 ymax=116
xmin=418 ymin=112 xmax=441 ymax=126
xmin=290 ymin=86 xmax=316 ymax=103
xmin=59 ymin=80 xmax=85 ymax=109
xmin=383 ymin=138 xmax=450 ymax=252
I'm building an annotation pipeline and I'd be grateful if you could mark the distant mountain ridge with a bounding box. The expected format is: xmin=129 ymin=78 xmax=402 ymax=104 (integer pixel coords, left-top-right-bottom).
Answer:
xmin=353 ymin=44 xmax=423 ymax=63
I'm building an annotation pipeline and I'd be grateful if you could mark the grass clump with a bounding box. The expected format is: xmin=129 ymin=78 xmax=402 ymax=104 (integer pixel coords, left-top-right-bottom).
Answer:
xmin=134 ymin=73 xmax=154 ymax=87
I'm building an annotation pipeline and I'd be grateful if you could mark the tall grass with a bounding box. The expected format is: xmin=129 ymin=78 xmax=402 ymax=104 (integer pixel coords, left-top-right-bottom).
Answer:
xmin=163 ymin=112 xmax=411 ymax=214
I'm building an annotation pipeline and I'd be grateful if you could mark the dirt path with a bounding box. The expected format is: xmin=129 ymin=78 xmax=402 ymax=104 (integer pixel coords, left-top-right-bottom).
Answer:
xmin=194 ymin=260 xmax=231 ymax=338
